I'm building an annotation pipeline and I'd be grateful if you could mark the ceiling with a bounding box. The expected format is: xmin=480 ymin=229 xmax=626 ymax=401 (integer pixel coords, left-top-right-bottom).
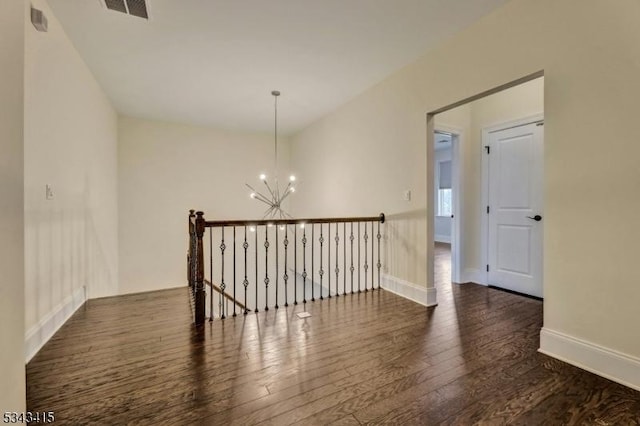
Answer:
xmin=47 ymin=0 xmax=511 ymax=135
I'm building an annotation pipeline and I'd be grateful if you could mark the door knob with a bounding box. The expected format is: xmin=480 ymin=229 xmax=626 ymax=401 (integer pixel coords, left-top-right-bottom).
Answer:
xmin=526 ymin=215 xmax=542 ymax=222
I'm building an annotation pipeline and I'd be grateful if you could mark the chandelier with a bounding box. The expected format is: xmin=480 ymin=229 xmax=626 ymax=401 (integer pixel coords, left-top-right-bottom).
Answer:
xmin=246 ymin=90 xmax=296 ymax=219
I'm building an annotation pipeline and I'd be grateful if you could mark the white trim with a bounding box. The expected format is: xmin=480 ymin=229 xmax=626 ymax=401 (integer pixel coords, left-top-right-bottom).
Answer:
xmin=434 ymin=234 xmax=451 ymax=244
xmin=483 ymin=113 xmax=544 ymax=134
xmin=539 ymin=327 xmax=640 ymax=391
xmin=461 ymin=268 xmax=486 ymax=285
xmin=25 ymin=286 xmax=86 ymax=362
xmin=381 ymin=274 xmax=437 ymax=307
xmin=480 ymin=113 xmax=543 ymax=286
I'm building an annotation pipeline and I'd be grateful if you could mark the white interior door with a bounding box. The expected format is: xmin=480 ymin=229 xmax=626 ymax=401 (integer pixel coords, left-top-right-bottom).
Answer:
xmin=487 ymin=121 xmax=543 ymax=298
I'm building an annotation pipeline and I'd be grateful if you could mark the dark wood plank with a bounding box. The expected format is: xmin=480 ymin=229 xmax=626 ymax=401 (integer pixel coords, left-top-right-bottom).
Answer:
xmin=26 ymin=244 xmax=640 ymax=425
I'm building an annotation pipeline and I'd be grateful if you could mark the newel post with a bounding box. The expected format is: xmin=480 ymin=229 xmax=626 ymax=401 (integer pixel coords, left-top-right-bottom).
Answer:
xmin=194 ymin=211 xmax=206 ymax=325
xmin=188 ymin=209 xmax=195 ymax=289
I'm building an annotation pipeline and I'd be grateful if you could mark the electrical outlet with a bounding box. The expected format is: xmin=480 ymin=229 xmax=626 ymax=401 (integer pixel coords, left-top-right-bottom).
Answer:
xmin=403 ymin=189 xmax=411 ymax=201
xmin=46 ymin=184 xmax=54 ymax=200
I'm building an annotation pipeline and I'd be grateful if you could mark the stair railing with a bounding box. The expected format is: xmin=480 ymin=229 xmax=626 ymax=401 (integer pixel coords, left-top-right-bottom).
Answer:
xmin=188 ymin=210 xmax=385 ymax=325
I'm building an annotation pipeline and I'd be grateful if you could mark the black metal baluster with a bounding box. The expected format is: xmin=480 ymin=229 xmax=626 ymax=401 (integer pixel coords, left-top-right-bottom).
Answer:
xmin=255 ymin=227 xmax=259 ymax=313
xmin=319 ymin=224 xmax=324 ymax=300
xmin=209 ymin=228 xmax=213 ymax=321
xmin=275 ymin=226 xmax=279 ymax=309
xmin=294 ymin=225 xmax=298 ymax=305
xmin=302 ymin=226 xmax=307 ymax=304
xmin=364 ymin=223 xmax=368 ymax=292
xmin=220 ymin=227 xmax=226 ymax=319
xmin=358 ymin=222 xmax=361 ymax=293
xmin=264 ymin=226 xmax=270 ymax=311
xmin=243 ymin=227 xmax=249 ymax=314
xmin=343 ymin=223 xmax=347 ymax=295
xmin=335 ymin=224 xmax=339 ymax=297
xmin=377 ymin=221 xmax=382 ymax=290
xmin=233 ymin=227 xmax=237 ymax=317
xmin=311 ymin=224 xmax=315 ymax=302
xmin=350 ymin=223 xmax=354 ymax=294
xmin=371 ymin=221 xmax=375 ymax=290
xmin=284 ymin=226 xmax=289 ymax=307
xmin=327 ymin=223 xmax=331 ymax=298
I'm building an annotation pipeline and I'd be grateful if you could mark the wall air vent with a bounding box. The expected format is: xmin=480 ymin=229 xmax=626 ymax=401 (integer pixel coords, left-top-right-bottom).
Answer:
xmin=103 ymin=0 xmax=149 ymax=20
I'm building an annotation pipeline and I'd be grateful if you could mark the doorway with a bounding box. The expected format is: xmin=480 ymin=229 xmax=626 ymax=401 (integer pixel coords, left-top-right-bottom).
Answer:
xmin=433 ymin=129 xmax=460 ymax=286
xmin=426 ymin=71 xmax=544 ymax=304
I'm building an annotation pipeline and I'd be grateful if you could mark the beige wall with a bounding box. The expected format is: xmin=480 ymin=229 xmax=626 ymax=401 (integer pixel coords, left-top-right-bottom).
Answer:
xmin=0 ymin=0 xmax=26 ymax=412
xmin=290 ymin=0 xmax=640 ymax=366
xmin=24 ymin=0 xmax=119 ymax=356
xmin=290 ymin=79 xmax=430 ymax=284
xmin=118 ymin=116 xmax=292 ymax=294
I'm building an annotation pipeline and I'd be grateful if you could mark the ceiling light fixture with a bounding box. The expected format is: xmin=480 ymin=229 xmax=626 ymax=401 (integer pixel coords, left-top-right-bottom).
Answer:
xmin=246 ymin=91 xmax=296 ymax=219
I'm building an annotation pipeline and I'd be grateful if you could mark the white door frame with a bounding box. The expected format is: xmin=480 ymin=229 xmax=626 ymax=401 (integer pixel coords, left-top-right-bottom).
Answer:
xmin=480 ymin=113 xmax=543 ymax=285
xmin=435 ymin=124 xmax=463 ymax=284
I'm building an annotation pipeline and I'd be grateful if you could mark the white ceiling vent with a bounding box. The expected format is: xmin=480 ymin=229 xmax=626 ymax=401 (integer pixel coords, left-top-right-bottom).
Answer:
xmin=102 ymin=0 xmax=148 ymax=19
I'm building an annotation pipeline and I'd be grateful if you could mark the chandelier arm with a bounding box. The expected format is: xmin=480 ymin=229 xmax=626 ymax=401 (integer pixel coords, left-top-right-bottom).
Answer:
xmin=253 ymin=190 xmax=272 ymax=203
xmin=278 ymin=182 xmax=291 ymax=199
xmin=263 ymin=205 xmax=277 ymax=219
xmin=253 ymin=192 xmax=276 ymax=206
xmin=254 ymin=195 xmax=275 ymax=206
xmin=246 ymin=185 xmax=274 ymax=205
xmin=279 ymin=184 xmax=295 ymax=203
xmin=248 ymin=188 xmax=271 ymax=203
xmin=279 ymin=191 xmax=292 ymax=204
xmin=263 ymin=179 xmax=276 ymax=200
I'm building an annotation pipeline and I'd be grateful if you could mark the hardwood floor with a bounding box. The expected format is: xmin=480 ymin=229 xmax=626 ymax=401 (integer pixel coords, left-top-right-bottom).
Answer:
xmin=27 ymin=245 xmax=640 ymax=424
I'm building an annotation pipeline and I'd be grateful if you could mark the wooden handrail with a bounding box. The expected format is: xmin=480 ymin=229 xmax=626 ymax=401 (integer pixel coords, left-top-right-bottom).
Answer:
xmin=204 ymin=213 xmax=385 ymax=228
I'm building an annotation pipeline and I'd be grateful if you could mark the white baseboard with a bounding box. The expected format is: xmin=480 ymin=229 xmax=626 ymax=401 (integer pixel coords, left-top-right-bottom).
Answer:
xmin=25 ymin=286 xmax=86 ymax=362
xmin=539 ymin=327 xmax=640 ymax=391
xmin=381 ymin=274 xmax=437 ymax=307
xmin=434 ymin=235 xmax=451 ymax=244
xmin=462 ymin=268 xmax=486 ymax=285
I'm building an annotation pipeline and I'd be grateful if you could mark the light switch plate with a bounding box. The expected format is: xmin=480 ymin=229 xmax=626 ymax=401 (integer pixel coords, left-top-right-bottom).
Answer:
xmin=403 ymin=189 xmax=411 ymax=201
xmin=46 ymin=184 xmax=54 ymax=200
